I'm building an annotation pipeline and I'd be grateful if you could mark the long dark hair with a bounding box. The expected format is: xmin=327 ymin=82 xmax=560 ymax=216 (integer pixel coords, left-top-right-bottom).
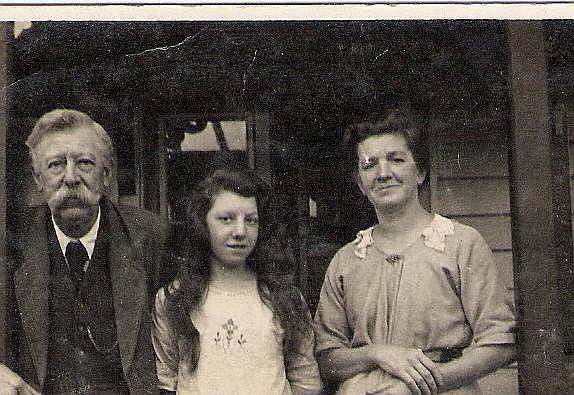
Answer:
xmin=165 ymin=168 xmax=311 ymax=372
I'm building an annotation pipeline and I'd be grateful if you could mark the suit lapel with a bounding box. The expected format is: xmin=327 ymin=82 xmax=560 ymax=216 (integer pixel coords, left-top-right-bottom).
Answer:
xmin=14 ymin=207 xmax=50 ymax=386
xmin=106 ymin=201 xmax=147 ymax=378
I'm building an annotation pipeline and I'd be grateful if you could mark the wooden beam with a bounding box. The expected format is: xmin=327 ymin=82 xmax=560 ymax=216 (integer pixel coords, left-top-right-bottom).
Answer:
xmin=246 ymin=112 xmax=272 ymax=186
xmin=157 ymin=120 xmax=168 ymax=219
xmin=551 ymin=101 xmax=574 ymax=355
xmin=132 ymin=100 xmax=145 ymax=209
xmin=507 ymin=21 xmax=568 ymax=394
xmin=296 ymin=171 xmax=310 ymax=300
xmin=0 ymin=22 xmax=9 ymax=363
xmin=428 ymin=121 xmax=440 ymax=213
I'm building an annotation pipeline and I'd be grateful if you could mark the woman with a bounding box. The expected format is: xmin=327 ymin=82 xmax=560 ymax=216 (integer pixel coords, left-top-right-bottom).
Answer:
xmin=314 ymin=109 xmax=516 ymax=395
xmin=152 ymin=168 xmax=321 ymax=395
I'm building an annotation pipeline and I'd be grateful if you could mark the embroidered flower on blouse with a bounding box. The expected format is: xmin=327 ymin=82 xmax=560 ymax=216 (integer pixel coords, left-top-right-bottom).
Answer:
xmin=421 ymin=214 xmax=454 ymax=252
xmin=222 ymin=319 xmax=238 ymax=334
xmin=352 ymin=227 xmax=374 ymax=258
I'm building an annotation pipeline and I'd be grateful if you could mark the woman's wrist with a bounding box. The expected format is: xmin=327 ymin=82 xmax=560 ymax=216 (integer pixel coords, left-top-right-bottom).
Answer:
xmin=365 ymin=343 xmax=384 ymax=369
xmin=434 ymin=363 xmax=447 ymax=392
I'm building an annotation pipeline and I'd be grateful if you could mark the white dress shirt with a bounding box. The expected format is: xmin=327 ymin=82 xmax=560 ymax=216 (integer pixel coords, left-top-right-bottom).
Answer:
xmin=52 ymin=207 xmax=101 ymax=272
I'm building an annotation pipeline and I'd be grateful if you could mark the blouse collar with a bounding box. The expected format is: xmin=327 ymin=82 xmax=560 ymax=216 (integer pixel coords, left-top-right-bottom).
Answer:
xmin=352 ymin=214 xmax=454 ymax=259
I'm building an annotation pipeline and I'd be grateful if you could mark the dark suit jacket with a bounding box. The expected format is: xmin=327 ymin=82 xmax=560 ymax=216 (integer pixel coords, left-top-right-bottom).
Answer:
xmin=7 ymin=198 xmax=168 ymax=394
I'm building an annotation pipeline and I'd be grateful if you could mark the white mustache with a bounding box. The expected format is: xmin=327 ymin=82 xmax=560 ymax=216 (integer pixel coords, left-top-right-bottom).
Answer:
xmin=48 ymin=184 xmax=100 ymax=209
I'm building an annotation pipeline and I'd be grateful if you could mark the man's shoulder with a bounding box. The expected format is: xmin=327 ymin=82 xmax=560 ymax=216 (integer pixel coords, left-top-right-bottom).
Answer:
xmin=10 ymin=205 xmax=46 ymax=240
xmin=115 ymin=203 xmax=168 ymax=233
xmin=116 ymin=203 xmax=161 ymax=224
xmin=8 ymin=206 xmax=47 ymax=271
xmin=15 ymin=205 xmax=46 ymax=223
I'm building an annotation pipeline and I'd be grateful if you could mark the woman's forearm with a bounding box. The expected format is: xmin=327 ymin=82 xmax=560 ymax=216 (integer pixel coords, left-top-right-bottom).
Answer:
xmin=319 ymin=344 xmax=445 ymax=394
xmin=437 ymin=344 xmax=516 ymax=392
xmin=291 ymin=386 xmax=321 ymax=395
xmin=318 ymin=346 xmax=376 ymax=382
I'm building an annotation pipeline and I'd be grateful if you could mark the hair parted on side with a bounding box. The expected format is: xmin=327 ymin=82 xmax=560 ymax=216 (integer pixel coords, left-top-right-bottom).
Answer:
xmin=342 ymin=107 xmax=430 ymax=181
xmin=26 ymin=109 xmax=114 ymax=173
xmin=165 ymin=167 xmax=312 ymax=373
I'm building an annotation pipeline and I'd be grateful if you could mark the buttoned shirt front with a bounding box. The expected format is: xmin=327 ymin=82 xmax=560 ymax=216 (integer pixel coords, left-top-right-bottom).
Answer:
xmin=52 ymin=207 xmax=100 ymax=271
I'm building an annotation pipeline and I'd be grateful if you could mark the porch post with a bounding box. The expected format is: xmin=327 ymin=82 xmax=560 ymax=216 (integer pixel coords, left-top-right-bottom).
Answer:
xmin=506 ymin=21 xmax=568 ymax=394
xmin=0 ymin=22 xmax=10 ymax=362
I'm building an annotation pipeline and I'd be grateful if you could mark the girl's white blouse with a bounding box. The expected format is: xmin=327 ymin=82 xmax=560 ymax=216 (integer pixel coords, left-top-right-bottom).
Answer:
xmin=152 ymin=280 xmax=320 ymax=394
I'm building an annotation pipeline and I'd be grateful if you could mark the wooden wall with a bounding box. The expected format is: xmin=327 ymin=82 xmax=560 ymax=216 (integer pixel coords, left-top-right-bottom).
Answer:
xmin=0 ymin=22 xmax=10 ymax=363
xmin=433 ymin=134 xmax=515 ymax=303
xmin=432 ymin=128 xmax=518 ymax=393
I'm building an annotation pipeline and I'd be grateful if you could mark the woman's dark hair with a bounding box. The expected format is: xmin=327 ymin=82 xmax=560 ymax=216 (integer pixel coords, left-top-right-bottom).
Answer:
xmin=165 ymin=168 xmax=311 ymax=372
xmin=342 ymin=107 xmax=430 ymax=184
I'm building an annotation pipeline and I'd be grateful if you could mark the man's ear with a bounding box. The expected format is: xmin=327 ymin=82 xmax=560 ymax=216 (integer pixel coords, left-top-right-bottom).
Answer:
xmin=32 ymin=170 xmax=43 ymax=192
xmin=417 ymin=169 xmax=427 ymax=186
xmin=102 ymin=166 xmax=112 ymax=188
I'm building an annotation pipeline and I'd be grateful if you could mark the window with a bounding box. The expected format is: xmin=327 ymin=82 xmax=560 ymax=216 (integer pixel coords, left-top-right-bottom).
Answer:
xmin=161 ymin=116 xmax=249 ymax=222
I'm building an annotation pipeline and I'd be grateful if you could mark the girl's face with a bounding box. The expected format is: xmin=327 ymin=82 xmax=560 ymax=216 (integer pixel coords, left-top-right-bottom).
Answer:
xmin=206 ymin=190 xmax=259 ymax=268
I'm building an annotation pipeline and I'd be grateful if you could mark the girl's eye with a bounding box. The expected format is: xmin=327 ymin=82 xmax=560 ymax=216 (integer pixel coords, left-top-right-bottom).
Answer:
xmin=218 ymin=216 xmax=233 ymax=223
xmin=392 ymin=157 xmax=405 ymax=163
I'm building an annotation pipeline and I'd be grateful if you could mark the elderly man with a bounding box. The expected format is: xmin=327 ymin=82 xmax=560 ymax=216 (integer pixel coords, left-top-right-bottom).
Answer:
xmin=2 ymin=109 xmax=168 ymax=394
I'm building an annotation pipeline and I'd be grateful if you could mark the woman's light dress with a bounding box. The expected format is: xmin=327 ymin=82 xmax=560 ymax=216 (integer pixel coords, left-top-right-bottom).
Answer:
xmin=314 ymin=215 xmax=516 ymax=394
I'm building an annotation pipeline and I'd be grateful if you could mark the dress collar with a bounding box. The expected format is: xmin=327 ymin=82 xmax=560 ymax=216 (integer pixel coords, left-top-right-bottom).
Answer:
xmin=352 ymin=214 xmax=454 ymax=259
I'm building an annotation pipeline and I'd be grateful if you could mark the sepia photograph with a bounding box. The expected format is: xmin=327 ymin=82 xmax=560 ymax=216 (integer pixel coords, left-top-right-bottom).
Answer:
xmin=0 ymin=4 xmax=573 ymax=394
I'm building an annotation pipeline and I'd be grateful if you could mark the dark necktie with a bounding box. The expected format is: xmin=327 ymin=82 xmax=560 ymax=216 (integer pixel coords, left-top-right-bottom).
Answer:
xmin=66 ymin=240 xmax=88 ymax=284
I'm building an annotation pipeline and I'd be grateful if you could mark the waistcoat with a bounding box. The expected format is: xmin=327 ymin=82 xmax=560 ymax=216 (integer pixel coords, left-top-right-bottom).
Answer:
xmin=43 ymin=209 xmax=130 ymax=394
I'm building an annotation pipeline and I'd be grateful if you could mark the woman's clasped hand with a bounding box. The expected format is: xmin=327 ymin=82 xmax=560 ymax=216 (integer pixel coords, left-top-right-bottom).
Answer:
xmin=368 ymin=345 xmax=443 ymax=395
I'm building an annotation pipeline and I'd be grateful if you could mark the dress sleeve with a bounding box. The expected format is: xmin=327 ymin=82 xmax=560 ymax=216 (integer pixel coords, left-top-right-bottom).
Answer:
xmin=151 ymin=287 xmax=179 ymax=391
xmin=313 ymin=251 xmax=352 ymax=356
xmin=458 ymin=227 xmax=516 ymax=347
xmin=285 ymin=295 xmax=322 ymax=393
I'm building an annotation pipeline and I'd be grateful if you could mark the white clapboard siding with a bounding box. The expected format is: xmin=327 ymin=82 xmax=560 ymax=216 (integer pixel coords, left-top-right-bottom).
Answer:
xmin=438 ymin=141 xmax=509 ymax=179
xmin=436 ymin=178 xmax=510 ymax=216
xmin=454 ymin=215 xmax=512 ymax=251
xmin=434 ymin=137 xmax=518 ymax=394
xmin=434 ymin=138 xmax=514 ymax=300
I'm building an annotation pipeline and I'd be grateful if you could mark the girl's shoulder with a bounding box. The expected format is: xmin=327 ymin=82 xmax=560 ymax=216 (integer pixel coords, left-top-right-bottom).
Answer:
xmin=262 ymin=278 xmax=308 ymax=304
xmin=154 ymin=280 xmax=181 ymax=314
xmin=155 ymin=279 xmax=182 ymax=303
xmin=167 ymin=279 xmax=182 ymax=294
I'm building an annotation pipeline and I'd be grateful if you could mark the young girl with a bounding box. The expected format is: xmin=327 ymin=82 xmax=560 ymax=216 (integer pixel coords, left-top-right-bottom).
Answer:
xmin=152 ymin=169 xmax=321 ymax=395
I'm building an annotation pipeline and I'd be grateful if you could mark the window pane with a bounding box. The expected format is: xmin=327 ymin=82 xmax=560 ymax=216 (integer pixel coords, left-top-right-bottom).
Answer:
xmin=165 ymin=118 xmax=248 ymax=223
xmin=179 ymin=121 xmax=246 ymax=152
